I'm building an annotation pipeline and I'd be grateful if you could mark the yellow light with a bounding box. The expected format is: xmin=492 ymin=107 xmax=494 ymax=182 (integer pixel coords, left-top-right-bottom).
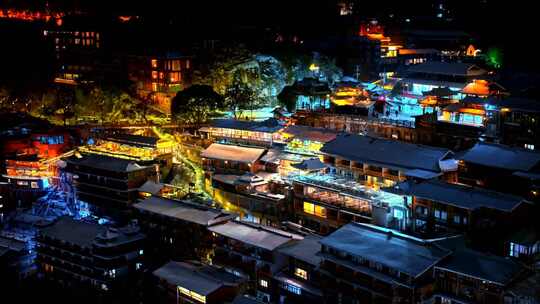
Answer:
xmin=309 ymin=63 xmax=319 ymax=71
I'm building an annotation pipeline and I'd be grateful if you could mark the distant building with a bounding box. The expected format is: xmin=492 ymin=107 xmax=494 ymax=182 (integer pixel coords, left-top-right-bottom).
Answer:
xmin=36 ymin=216 xmax=145 ymax=293
xmin=153 ymin=261 xmax=246 ymax=304
xmin=201 ymin=143 xmax=267 ymax=175
xmin=128 ymin=52 xmax=193 ymax=112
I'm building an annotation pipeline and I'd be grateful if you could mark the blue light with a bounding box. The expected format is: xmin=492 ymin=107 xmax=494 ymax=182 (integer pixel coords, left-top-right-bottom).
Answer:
xmin=42 ymin=177 xmax=50 ymax=189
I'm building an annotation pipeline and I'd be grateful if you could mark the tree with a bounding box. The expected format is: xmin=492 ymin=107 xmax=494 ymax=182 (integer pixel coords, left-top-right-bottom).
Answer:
xmin=171 ymin=85 xmax=225 ymax=128
xmin=225 ymin=81 xmax=258 ymax=119
xmin=277 ymin=85 xmax=297 ymax=112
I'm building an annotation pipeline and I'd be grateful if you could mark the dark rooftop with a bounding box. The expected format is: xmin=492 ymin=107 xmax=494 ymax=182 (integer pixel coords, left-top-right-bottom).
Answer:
xmin=320 ymin=223 xmax=451 ymax=278
xmin=406 ymin=62 xmax=486 ymax=77
xmin=277 ymin=234 xmax=322 ymax=266
xmin=321 ymin=134 xmax=453 ymax=173
xmin=458 ymin=142 xmax=540 ymax=172
xmin=208 ymin=221 xmax=303 ymax=251
xmin=65 ymin=153 xmax=150 ymax=172
xmin=39 ymin=216 xmax=106 ymax=248
xmin=436 ymin=249 xmax=523 ymax=286
xmin=133 ymin=196 xmax=234 ymax=226
xmin=105 ymin=133 xmax=159 ymax=148
xmin=282 ymin=125 xmax=339 ymax=143
xmin=207 ymin=118 xmax=283 ymax=133
xmin=153 ymin=261 xmax=243 ymax=296
xmin=387 ymin=180 xmax=528 ymax=212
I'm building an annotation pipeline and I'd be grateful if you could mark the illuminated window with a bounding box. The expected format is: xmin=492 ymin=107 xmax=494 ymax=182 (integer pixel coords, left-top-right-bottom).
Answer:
xmin=159 ymin=72 xmax=164 ymax=79
xmin=294 ymin=268 xmax=308 ymax=280
xmin=186 ymin=60 xmax=190 ymax=69
xmin=260 ymin=279 xmax=268 ymax=288
xmin=152 ymin=82 xmax=158 ymax=92
xmin=151 ymin=59 xmax=158 ymax=68
xmin=285 ymin=283 xmax=301 ymax=295
xmin=525 ymin=144 xmax=535 ymax=150
xmin=172 ymin=60 xmax=180 ymax=71
xmin=179 ymin=286 xmax=206 ymax=303
xmin=152 ymin=71 xmax=158 ymax=79
xmin=303 ymin=202 xmax=326 ymax=218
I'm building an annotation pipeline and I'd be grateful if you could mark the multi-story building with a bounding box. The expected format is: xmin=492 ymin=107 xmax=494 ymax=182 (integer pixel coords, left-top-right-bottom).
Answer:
xmin=318 ymin=222 xmax=451 ymax=304
xmin=63 ymin=153 xmax=158 ymax=207
xmin=386 ymin=179 xmax=534 ymax=248
xmin=457 ymin=142 xmax=540 ymax=201
xmin=36 ymin=216 xmax=146 ymax=293
xmin=201 ymin=143 xmax=267 ymax=175
xmin=208 ymin=220 xmax=303 ymax=303
xmin=133 ymin=196 xmax=235 ymax=266
xmin=153 ymin=261 xmax=246 ymax=304
xmin=320 ymin=133 xmax=457 ymax=189
xmin=432 ymin=249 xmax=526 ymax=304
xmin=128 ymin=52 xmax=192 ymax=112
xmin=200 ymin=118 xmax=284 ymax=147
xmin=273 ymin=235 xmax=324 ymax=303
xmin=82 ymin=133 xmax=174 ymax=180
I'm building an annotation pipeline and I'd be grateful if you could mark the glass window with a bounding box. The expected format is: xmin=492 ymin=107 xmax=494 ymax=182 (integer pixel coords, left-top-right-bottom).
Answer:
xmin=285 ymin=283 xmax=301 ymax=295
xmin=294 ymin=268 xmax=308 ymax=280
xmin=303 ymin=202 xmax=326 ymax=218
xmin=151 ymin=59 xmax=158 ymax=68
xmin=260 ymin=279 xmax=268 ymax=288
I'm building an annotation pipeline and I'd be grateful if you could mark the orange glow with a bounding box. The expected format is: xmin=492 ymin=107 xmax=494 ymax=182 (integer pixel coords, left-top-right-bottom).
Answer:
xmin=118 ymin=16 xmax=132 ymax=22
xmin=55 ymin=18 xmax=63 ymax=26
xmin=462 ymin=79 xmax=490 ymax=96
xmin=459 ymin=108 xmax=485 ymax=115
xmin=420 ymin=96 xmax=438 ymax=106
xmin=466 ymin=44 xmax=477 ymax=57
xmin=0 ymin=9 xmax=64 ymax=22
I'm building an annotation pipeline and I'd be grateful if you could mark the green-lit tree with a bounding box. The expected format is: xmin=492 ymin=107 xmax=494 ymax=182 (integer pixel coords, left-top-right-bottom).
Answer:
xmin=171 ymin=85 xmax=225 ymax=128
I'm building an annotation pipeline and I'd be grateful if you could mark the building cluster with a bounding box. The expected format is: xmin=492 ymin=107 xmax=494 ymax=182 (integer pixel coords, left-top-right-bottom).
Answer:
xmin=1 ymin=2 xmax=540 ymax=303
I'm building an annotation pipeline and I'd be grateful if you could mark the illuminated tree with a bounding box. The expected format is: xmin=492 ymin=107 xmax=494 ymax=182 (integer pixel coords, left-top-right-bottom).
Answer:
xmin=485 ymin=47 xmax=503 ymax=69
xmin=171 ymin=85 xmax=225 ymax=128
xmin=225 ymin=80 xmax=258 ymax=119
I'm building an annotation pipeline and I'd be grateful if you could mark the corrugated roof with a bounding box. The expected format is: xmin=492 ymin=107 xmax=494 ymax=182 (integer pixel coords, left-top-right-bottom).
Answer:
xmin=208 ymin=221 xmax=303 ymax=251
xmin=321 ymin=134 xmax=451 ymax=172
xmin=320 ymin=223 xmax=450 ymax=277
xmin=105 ymin=134 xmax=159 ymax=148
xmin=388 ymin=180 xmax=527 ymax=212
xmin=201 ymin=143 xmax=266 ymax=163
xmin=459 ymin=142 xmax=540 ymax=172
xmin=133 ymin=196 xmax=233 ymax=226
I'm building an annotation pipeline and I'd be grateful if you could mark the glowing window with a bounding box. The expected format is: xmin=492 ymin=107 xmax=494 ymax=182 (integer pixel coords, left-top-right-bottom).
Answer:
xmin=152 ymin=83 xmax=158 ymax=92
xmin=151 ymin=59 xmax=158 ymax=68
xmin=303 ymin=202 xmax=326 ymax=218
xmin=152 ymin=71 xmax=158 ymax=79
xmin=294 ymin=268 xmax=308 ymax=280
xmin=260 ymin=279 xmax=268 ymax=288
xmin=179 ymin=286 xmax=206 ymax=303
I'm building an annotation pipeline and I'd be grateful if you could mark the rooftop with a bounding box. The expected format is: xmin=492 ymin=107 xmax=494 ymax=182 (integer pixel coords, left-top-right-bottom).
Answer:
xmin=208 ymin=221 xmax=303 ymax=251
xmin=104 ymin=133 xmax=160 ymax=148
xmin=133 ymin=196 xmax=234 ymax=226
xmin=277 ymin=234 xmax=322 ymax=266
xmin=436 ymin=249 xmax=523 ymax=286
xmin=291 ymin=158 xmax=327 ymax=171
xmin=201 ymin=143 xmax=266 ymax=164
xmin=321 ymin=134 xmax=453 ymax=173
xmin=39 ymin=216 xmax=106 ymax=248
xmin=388 ymin=180 xmax=528 ymax=212
xmin=406 ymin=61 xmax=486 ymax=77
xmin=65 ymin=153 xmax=150 ymax=172
xmin=320 ymin=222 xmax=451 ymax=278
xmin=281 ymin=125 xmax=339 ymax=143
xmin=205 ymin=118 xmax=283 ymax=133
xmin=138 ymin=180 xmax=164 ymax=195
xmin=153 ymin=261 xmax=243 ymax=296
xmin=458 ymin=142 xmax=540 ymax=172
